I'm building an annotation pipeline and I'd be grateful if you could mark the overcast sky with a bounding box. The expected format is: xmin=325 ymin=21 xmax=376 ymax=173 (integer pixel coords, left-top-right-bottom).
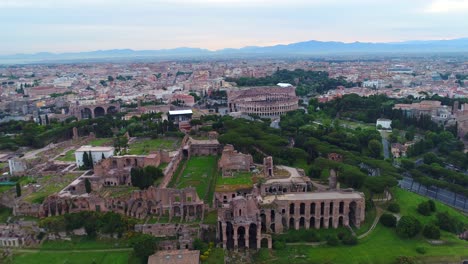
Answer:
xmin=1 ymin=0 xmax=468 ymax=54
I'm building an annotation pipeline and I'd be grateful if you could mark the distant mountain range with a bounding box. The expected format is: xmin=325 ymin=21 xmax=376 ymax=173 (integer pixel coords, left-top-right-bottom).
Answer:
xmin=2 ymin=38 xmax=468 ymax=64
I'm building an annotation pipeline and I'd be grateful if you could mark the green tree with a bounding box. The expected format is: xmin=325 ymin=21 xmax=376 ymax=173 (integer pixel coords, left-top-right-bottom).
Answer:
xmin=396 ymin=216 xmax=421 ymax=238
xmin=417 ymin=201 xmax=432 ymax=216
xmin=380 ymin=213 xmax=397 ymax=227
xmin=422 ymin=224 xmax=440 ymax=239
xmin=387 ymin=202 xmax=400 ymax=213
xmin=85 ymin=178 xmax=92 ymax=193
xmin=368 ymin=139 xmax=383 ymax=159
xmin=88 ymin=151 xmax=94 ymax=167
xmin=131 ymin=234 xmax=158 ymax=263
xmin=15 ymin=182 xmax=21 ymax=197
xmin=82 ymin=152 xmax=90 ymax=169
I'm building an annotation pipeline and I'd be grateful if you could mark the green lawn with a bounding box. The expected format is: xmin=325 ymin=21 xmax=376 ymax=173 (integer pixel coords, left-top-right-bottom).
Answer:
xmin=175 ymin=156 xmax=218 ymax=202
xmin=12 ymin=250 xmax=132 ymax=264
xmin=257 ymin=188 xmax=468 ymax=264
xmin=128 ymin=138 xmax=179 ymax=155
xmin=41 ymin=237 xmax=130 ymax=250
xmin=203 ymin=247 xmax=224 ymax=264
xmin=89 ymin=138 xmax=113 ymax=146
xmin=215 ymin=171 xmax=254 ymax=193
xmin=392 ymin=188 xmax=468 ymax=226
xmin=0 ymin=185 xmax=12 ymax=194
xmin=203 ymin=210 xmax=218 ymax=225
xmin=23 ymin=174 xmax=79 ymax=204
xmin=265 ymin=224 xmax=468 ymax=264
xmin=0 ymin=206 xmax=12 ymax=223
xmin=56 ymin=149 xmax=75 ymax=162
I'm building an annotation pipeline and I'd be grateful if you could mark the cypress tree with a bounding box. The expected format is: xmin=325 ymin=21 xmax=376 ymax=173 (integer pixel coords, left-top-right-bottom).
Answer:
xmin=82 ymin=152 xmax=89 ymax=169
xmin=16 ymin=182 xmax=21 ymax=197
xmin=88 ymin=151 xmax=94 ymax=167
xmin=85 ymin=178 xmax=92 ymax=193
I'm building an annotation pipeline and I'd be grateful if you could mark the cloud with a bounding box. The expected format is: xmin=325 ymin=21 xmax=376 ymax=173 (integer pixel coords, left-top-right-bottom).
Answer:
xmin=424 ymin=0 xmax=468 ymax=13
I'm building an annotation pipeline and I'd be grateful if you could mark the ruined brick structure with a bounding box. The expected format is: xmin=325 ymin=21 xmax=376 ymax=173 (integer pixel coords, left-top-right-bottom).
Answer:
xmin=218 ymin=144 xmax=253 ymax=177
xmin=15 ymin=186 xmax=205 ymax=221
xmin=93 ymin=152 xmax=169 ymax=187
xmin=70 ymin=102 xmax=120 ymax=120
xmin=182 ymin=136 xmax=222 ymax=158
xmin=135 ymin=223 xmax=199 ymax=250
xmin=227 ymin=86 xmax=299 ymax=117
xmin=217 ymin=156 xmax=365 ymax=250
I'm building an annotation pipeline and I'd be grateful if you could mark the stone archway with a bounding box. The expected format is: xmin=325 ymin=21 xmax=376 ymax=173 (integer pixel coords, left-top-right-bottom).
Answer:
xmin=260 ymin=213 xmax=266 ymax=232
xmin=81 ymin=108 xmax=92 ymax=119
xmin=226 ymin=222 xmax=234 ymax=249
xmin=249 ymin=223 xmax=257 ymax=249
xmin=349 ymin=201 xmax=357 ymax=227
xmin=261 ymin=238 xmax=269 ymax=248
xmin=289 ymin=217 xmax=295 ymax=230
xmin=238 ymin=226 xmax=246 ymax=249
xmin=299 ymin=217 xmax=305 ymax=228
xmin=107 ymin=106 xmax=118 ymax=114
xmin=94 ymin=106 xmax=105 ymax=117
xmin=310 ymin=217 xmax=315 ymax=228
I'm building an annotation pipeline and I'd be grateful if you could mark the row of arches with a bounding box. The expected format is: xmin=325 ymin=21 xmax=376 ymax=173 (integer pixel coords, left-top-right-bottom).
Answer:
xmin=220 ymin=222 xmax=269 ymax=249
xmin=80 ymin=106 xmax=118 ymax=119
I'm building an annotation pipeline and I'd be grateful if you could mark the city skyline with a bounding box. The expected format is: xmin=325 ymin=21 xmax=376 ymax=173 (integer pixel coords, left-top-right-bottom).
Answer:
xmin=1 ymin=0 xmax=468 ymax=55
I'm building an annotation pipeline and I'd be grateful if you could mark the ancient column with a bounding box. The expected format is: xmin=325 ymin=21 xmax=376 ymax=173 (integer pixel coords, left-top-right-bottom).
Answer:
xmin=221 ymin=223 xmax=227 ymax=248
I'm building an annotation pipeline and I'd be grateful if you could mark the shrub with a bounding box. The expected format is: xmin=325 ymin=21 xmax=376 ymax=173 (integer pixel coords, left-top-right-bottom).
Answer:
xmin=396 ymin=216 xmax=421 ymax=238
xmin=422 ymin=224 xmax=440 ymax=239
xmin=428 ymin=200 xmax=436 ymax=212
xmin=380 ymin=213 xmax=397 ymax=227
xmin=395 ymin=256 xmax=415 ymax=264
xmin=342 ymin=234 xmax=358 ymax=245
xmin=417 ymin=201 xmax=432 ymax=216
xmin=415 ymin=247 xmax=427 ymax=254
xmin=326 ymin=235 xmax=339 ymax=246
xmin=387 ymin=202 xmax=400 ymax=213
xmin=436 ymin=212 xmax=464 ymax=234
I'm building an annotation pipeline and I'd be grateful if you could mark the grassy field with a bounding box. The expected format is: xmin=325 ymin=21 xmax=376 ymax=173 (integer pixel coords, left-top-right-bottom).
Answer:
xmin=128 ymin=138 xmax=180 ymax=155
xmin=258 ymin=224 xmax=467 ymax=264
xmin=174 ymin=156 xmax=218 ymax=202
xmin=215 ymin=171 xmax=254 ymax=192
xmin=89 ymin=138 xmax=113 ymax=146
xmin=392 ymin=188 xmax=468 ymax=226
xmin=41 ymin=237 xmax=130 ymax=250
xmin=56 ymin=149 xmax=75 ymax=162
xmin=0 ymin=206 xmax=12 ymax=223
xmin=23 ymin=174 xmax=79 ymax=204
xmin=12 ymin=250 xmax=132 ymax=264
xmin=204 ymin=247 xmax=224 ymax=264
xmin=255 ymin=188 xmax=468 ymax=264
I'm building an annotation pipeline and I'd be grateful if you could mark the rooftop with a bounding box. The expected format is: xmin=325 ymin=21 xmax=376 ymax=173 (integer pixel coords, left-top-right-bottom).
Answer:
xmin=261 ymin=191 xmax=363 ymax=204
xmin=169 ymin=109 xmax=193 ymax=115
xmin=75 ymin=146 xmax=114 ymax=152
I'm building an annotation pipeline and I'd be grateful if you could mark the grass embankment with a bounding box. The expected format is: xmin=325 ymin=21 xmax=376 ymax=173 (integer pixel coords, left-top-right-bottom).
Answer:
xmin=128 ymin=138 xmax=179 ymax=155
xmin=56 ymin=149 xmax=75 ymax=162
xmin=88 ymin=138 xmax=113 ymax=146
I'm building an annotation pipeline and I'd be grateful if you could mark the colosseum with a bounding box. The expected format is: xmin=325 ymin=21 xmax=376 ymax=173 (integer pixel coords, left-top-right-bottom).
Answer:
xmin=227 ymin=86 xmax=299 ymax=117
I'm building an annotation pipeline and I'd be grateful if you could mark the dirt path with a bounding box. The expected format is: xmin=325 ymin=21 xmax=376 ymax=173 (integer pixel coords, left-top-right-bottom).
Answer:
xmin=358 ymin=207 xmax=383 ymax=239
